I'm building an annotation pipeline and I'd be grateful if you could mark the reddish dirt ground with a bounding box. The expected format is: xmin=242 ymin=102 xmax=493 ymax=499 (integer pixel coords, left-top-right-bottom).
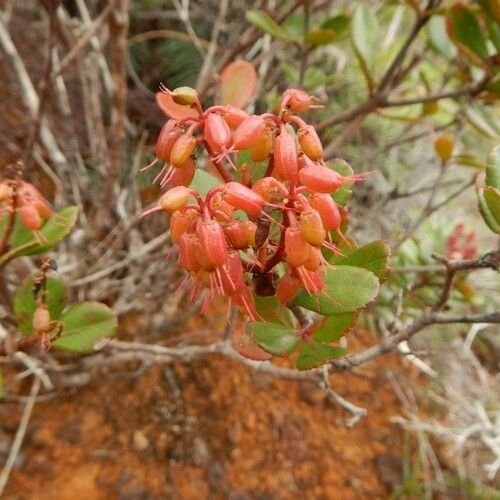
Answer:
xmin=1 ymin=326 xmax=414 ymax=500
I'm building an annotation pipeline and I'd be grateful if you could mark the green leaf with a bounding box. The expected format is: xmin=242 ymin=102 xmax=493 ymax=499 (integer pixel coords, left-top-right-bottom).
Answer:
xmin=0 ymin=206 xmax=78 ymax=267
xmin=13 ymin=277 xmax=67 ymax=335
xmin=296 ymin=340 xmax=347 ymax=370
xmin=254 ymin=296 xmax=295 ymax=327
xmin=311 ymin=313 xmax=358 ymax=342
xmin=427 ymin=15 xmax=457 ymax=60
xmin=247 ymin=322 xmax=300 ymax=356
xmin=220 ymin=60 xmax=257 ymax=108
xmin=304 ymin=29 xmax=337 ymax=46
xmin=189 ymin=169 xmax=222 ymax=197
xmin=486 ymin=145 xmax=500 ymax=190
xmin=330 ymin=241 xmax=391 ymax=281
xmin=352 ymin=5 xmax=379 ymax=70
xmin=447 ymin=5 xmax=489 ymax=64
xmin=293 ymin=266 xmax=379 ymax=315
xmin=53 ymin=302 xmax=117 ymax=353
xmin=478 ymin=187 xmax=500 ymax=234
xmin=326 ymin=159 xmax=354 ymax=206
xmin=321 ymin=14 xmax=350 ymax=36
xmin=246 ymin=10 xmax=293 ymax=41
xmin=485 ymin=11 xmax=500 ymax=52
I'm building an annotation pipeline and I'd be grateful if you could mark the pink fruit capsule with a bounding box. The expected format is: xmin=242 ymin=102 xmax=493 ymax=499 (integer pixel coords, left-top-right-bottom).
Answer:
xmin=303 ymin=246 xmax=321 ymax=272
xmin=299 ymin=164 xmax=370 ymax=193
xmin=156 ymin=120 xmax=182 ymax=161
xmin=204 ymin=112 xmax=232 ymax=154
xmin=281 ymin=89 xmax=315 ymax=113
xmin=250 ymin=126 xmax=274 ymax=162
xmin=252 ymin=177 xmax=288 ymax=202
xmin=169 ymin=157 xmax=196 ymax=187
xmin=170 ymin=208 xmax=199 ymax=243
xmin=196 ymin=219 xmax=229 ymax=268
xmin=159 ymin=186 xmax=190 ymax=212
xmin=232 ymin=115 xmax=266 ymax=150
xmin=299 ymin=268 xmax=324 ymax=294
xmin=222 ymin=105 xmax=249 ymax=129
xmin=309 ymin=193 xmax=341 ymax=230
xmin=299 ymin=208 xmax=326 ymax=247
xmin=298 ymin=125 xmax=323 ymax=161
xmin=276 ymin=272 xmax=300 ymax=304
xmin=178 ymin=233 xmax=201 ymax=273
xmin=19 ymin=205 xmax=42 ymax=231
xmin=284 ymin=226 xmax=311 ymax=267
xmin=274 ymin=129 xmax=299 ymax=184
xmin=220 ymin=250 xmax=246 ymax=295
xmin=170 ymin=133 xmax=196 ymax=167
xmin=224 ymin=220 xmax=255 ymax=250
xmin=223 ymin=182 xmax=266 ymax=216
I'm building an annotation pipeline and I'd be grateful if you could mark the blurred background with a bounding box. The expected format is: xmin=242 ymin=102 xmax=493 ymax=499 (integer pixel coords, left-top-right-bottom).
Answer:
xmin=0 ymin=0 xmax=499 ymax=498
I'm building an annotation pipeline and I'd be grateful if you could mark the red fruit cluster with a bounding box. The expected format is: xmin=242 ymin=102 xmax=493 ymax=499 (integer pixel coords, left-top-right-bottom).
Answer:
xmin=0 ymin=180 xmax=53 ymax=241
xmin=143 ymin=87 xmax=370 ymax=319
xmin=446 ymin=223 xmax=477 ymax=260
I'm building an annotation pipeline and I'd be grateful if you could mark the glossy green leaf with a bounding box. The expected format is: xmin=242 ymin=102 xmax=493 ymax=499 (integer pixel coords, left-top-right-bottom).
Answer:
xmin=447 ymin=5 xmax=489 ymax=64
xmin=246 ymin=10 xmax=292 ymax=41
xmin=296 ymin=340 xmax=348 ymax=370
xmin=330 ymin=241 xmax=391 ymax=281
xmin=478 ymin=187 xmax=500 ymax=234
xmin=13 ymin=277 xmax=67 ymax=335
xmin=0 ymin=206 xmax=78 ymax=267
xmin=254 ymin=296 xmax=295 ymax=327
xmin=304 ymin=29 xmax=337 ymax=46
xmin=321 ymin=14 xmax=350 ymax=36
xmin=427 ymin=15 xmax=457 ymax=59
xmin=220 ymin=60 xmax=258 ymax=108
xmin=247 ymin=322 xmax=300 ymax=356
xmin=53 ymin=302 xmax=117 ymax=353
xmin=486 ymin=145 xmax=500 ymax=190
xmin=326 ymin=159 xmax=354 ymax=207
xmin=311 ymin=313 xmax=358 ymax=342
xmin=294 ymin=266 xmax=379 ymax=315
xmin=352 ymin=5 xmax=379 ymax=70
xmin=485 ymin=11 xmax=500 ymax=52
xmin=190 ymin=169 xmax=222 ymax=197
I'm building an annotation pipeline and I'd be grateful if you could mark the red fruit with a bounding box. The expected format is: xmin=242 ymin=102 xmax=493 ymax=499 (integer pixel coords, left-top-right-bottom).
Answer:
xmin=169 ymin=157 xmax=196 ymax=187
xmin=250 ymin=126 xmax=274 ymax=161
xmin=196 ymin=219 xmax=229 ymax=268
xmin=170 ymin=208 xmax=199 ymax=243
xmin=223 ymin=182 xmax=266 ymax=216
xmin=204 ymin=112 xmax=232 ymax=154
xmin=298 ymin=125 xmax=323 ymax=161
xmin=220 ymin=250 xmax=245 ymax=295
xmin=156 ymin=120 xmax=182 ymax=161
xmin=224 ymin=220 xmax=255 ymax=249
xmin=222 ymin=105 xmax=249 ymax=129
xmin=159 ymin=186 xmax=191 ymax=211
xmin=299 ymin=208 xmax=326 ymax=246
xmin=170 ymin=133 xmax=196 ymax=167
xmin=274 ymin=129 xmax=299 ymax=184
xmin=299 ymin=164 xmax=369 ymax=193
xmin=233 ymin=115 xmax=266 ymax=150
xmin=281 ymin=89 xmax=315 ymax=113
xmin=19 ymin=205 xmax=42 ymax=231
xmin=276 ymin=273 xmax=300 ymax=303
xmin=252 ymin=177 xmax=288 ymax=202
xmin=178 ymin=233 xmax=201 ymax=272
xmin=309 ymin=193 xmax=341 ymax=230
xmin=284 ymin=226 xmax=311 ymax=267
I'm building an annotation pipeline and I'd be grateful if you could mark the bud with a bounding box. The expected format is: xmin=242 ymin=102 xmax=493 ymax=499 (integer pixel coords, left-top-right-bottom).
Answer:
xmin=170 ymin=208 xmax=199 ymax=243
xmin=233 ymin=115 xmax=266 ymax=150
xmin=309 ymin=193 xmax=341 ymax=230
xmin=223 ymin=182 xmax=266 ymax=216
xmin=284 ymin=226 xmax=311 ymax=267
xmin=171 ymin=86 xmax=198 ymax=105
xmin=276 ymin=272 xmax=300 ymax=303
xmin=204 ymin=112 xmax=232 ymax=154
xmin=159 ymin=186 xmax=190 ymax=212
xmin=250 ymin=126 xmax=274 ymax=162
xmin=298 ymin=125 xmax=323 ymax=161
xmin=169 ymin=157 xmax=196 ymax=187
xmin=170 ymin=133 xmax=196 ymax=167
xmin=299 ymin=208 xmax=326 ymax=247
xmin=299 ymin=165 xmax=370 ymax=193
xmin=224 ymin=220 xmax=255 ymax=249
xmin=156 ymin=120 xmax=182 ymax=161
xmin=274 ymin=129 xmax=299 ymax=183
xmin=252 ymin=177 xmax=287 ymax=202
xmin=33 ymin=304 xmax=51 ymax=332
xmin=178 ymin=233 xmax=201 ymax=272
xmin=222 ymin=105 xmax=249 ymax=129
xmin=434 ymin=135 xmax=454 ymax=161
xmin=281 ymin=89 xmax=316 ymax=113
xmin=196 ymin=219 xmax=229 ymax=268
